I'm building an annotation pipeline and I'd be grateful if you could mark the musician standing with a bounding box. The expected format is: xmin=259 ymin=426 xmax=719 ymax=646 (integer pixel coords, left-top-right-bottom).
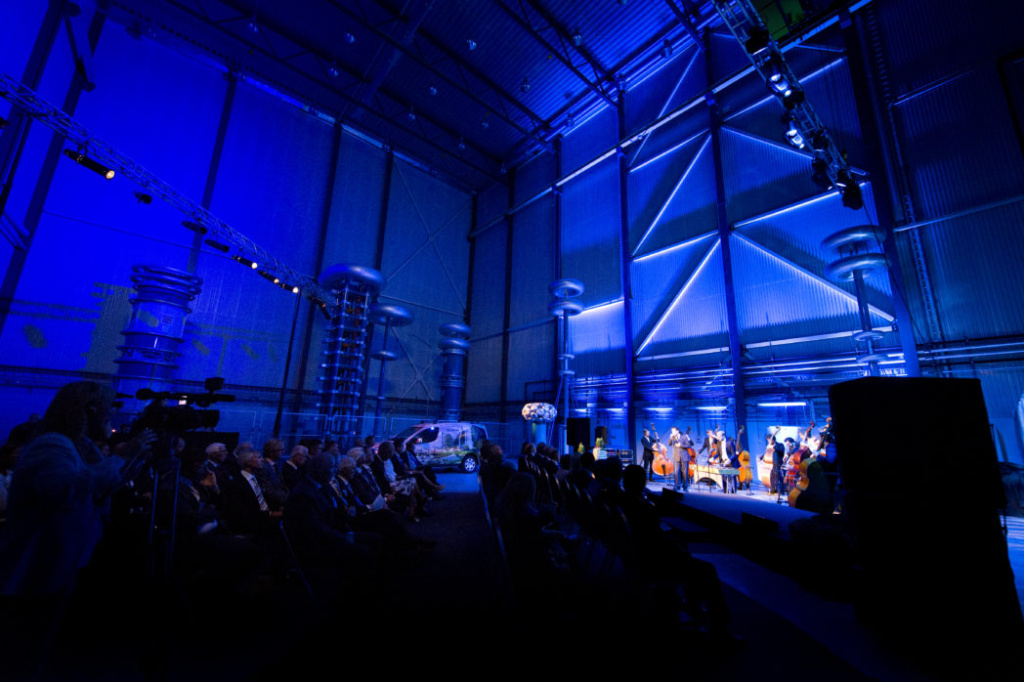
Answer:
xmin=671 ymin=426 xmax=692 ymax=491
xmin=640 ymin=428 xmax=656 ymax=482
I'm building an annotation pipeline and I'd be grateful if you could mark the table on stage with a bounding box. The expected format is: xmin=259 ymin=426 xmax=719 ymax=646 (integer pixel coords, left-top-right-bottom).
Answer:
xmin=691 ymin=464 xmax=740 ymax=493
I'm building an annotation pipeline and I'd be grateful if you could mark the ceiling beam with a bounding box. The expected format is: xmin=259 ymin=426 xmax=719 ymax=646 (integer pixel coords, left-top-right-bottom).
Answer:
xmin=330 ymin=0 xmax=548 ymax=147
xmin=166 ymin=0 xmax=503 ymax=181
xmin=490 ymin=0 xmax=616 ymax=108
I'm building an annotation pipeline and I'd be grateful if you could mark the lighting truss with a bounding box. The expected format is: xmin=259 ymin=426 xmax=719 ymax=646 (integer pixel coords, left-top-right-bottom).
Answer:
xmin=712 ymin=0 xmax=864 ymax=209
xmin=0 ymin=72 xmax=330 ymax=301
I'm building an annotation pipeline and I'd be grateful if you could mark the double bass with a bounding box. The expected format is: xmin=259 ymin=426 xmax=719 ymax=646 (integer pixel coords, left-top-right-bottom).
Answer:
xmin=651 ymin=423 xmax=674 ymax=476
xmin=785 ymin=421 xmax=815 ymax=490
xmin=760 ymin=426 xmax=782 ymax=489
xmin=736 ymin=426 xmax=752 ymax=489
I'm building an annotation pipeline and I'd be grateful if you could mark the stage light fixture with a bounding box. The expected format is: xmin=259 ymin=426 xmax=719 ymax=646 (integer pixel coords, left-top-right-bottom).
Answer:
xmin=62 ymin=149 xmax=115 ymax=179
xmin=809 ymin=130 xmax=828 ymax=151
xmin=232 ymin=255 xmax=258 ymax=269
xmin=841 ymin=181 xmax=864 ymax=210
xmin=258 ymin=270 xmax=280 ymax=284
xmin=766 ymin=58 xmax=791 ymax=96
xmin=278 ymin=281 xmax=300 ymax=294
xmin=134 ymin=191 xmax=152 ymax=204
xmin=182 ymin=220 xmax=207 ymax=234
xmin=745 ymin=26 xmax=770 ymax=54
xmin=428 ymin=84 xmax=438 ymax=96
xmin=785 ymin=119 xmax=805 ymax=149
xmin=782 ymin=89 xmax=805 ymax=111
xmin=204 ymin=238 xmax=229 ymax=252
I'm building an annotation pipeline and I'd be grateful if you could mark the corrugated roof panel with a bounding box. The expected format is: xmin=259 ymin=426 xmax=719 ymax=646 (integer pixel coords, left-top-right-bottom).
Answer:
xmin=895 ymin=69 xmax=1024 ymax=222
xmin=631 ymin=233 xmax=719 ymax=343
xmin=572 ymin=300 xmax=628 ymax=378
xmin=636 ymin=240 xmax=729 ymax=358
xmin=626 ymin=43 xmax=707 ymax=136
xmin=561 ymin=157 xmax=621 ymax=307
xmin=731 ymin=234 xmax=892 ymax=346
xmin=469 ymin=222 xmax=508 ymax=338
xmin=628 ymin=134 xmax=717 ymax=257
xmin=734 ymin=183 xmax=894 ymax=308
xmin=720 ymin=126 xmax=816 ymax=224
xmin=506 ymin=323 xmax=555 ymax=401
xmin=510 ymin=198 xmax=557 ymax=328
xmin=919 ymin=200 xmax=1024 ymax=340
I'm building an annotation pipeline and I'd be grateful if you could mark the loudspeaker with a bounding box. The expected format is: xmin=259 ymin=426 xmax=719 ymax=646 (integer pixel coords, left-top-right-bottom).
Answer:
xmin=829 ymin=377 xmax=1022 ymax=660
xmin=566 ymin=417 xmax=590 ymax=451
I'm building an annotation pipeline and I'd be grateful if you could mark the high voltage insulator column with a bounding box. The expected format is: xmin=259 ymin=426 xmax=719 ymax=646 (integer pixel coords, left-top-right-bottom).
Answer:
xmin=369 ymin=303 xmax=413 ymax=428
xmin=437 ymin=322 xmax=471 ymax=421
xmin=549 ymin=278 xmax=584 ymax=453
xmin=822 ymin=227 xmax=888 ymax=376
xmin=114 ymin=265 xmax=202 ymax=418
xmin=317 ymin=264 xmax=384 ymax=437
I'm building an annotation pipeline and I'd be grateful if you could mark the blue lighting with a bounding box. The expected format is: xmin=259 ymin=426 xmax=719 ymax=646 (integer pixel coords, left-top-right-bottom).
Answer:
xmin=632 ymin=135 xmax=711 ymax=256
xmin=636 ymin=239 xmax=719 ymax=355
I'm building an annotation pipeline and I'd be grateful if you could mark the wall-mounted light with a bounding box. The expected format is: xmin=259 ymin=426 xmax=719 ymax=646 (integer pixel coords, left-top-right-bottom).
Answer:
xmin=62 ymin=149 xmax=115 ymax=180
xmin=232 ymin=255 xmax=258 ymax=269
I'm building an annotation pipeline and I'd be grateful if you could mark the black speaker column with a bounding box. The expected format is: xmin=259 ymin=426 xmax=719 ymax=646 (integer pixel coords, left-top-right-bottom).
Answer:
xmin=566 ymin=417 xmax=591 ymax=451
xmin=829 ymin=377 xmax=1022 ymax=671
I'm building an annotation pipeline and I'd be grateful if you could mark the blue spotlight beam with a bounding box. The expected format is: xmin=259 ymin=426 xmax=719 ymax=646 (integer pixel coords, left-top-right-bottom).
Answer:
xmin=0 ymin=71 xmax=330 ymax=302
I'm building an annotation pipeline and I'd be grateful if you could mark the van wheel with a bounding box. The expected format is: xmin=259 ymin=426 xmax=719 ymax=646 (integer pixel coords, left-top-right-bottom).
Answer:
xmin=460 ymin=454 xmax=479 ymax=473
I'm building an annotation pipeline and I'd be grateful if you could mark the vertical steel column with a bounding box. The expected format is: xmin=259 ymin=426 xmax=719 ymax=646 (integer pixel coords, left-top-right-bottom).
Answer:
xmin=188 ymin=73 xmax=236 ymax=273
xmin=292 ymin=123 xmax=343 ymax=421
xmin=705 ymin=29 xmax=748 ymax=441
xmin=617 ymin=88 xmax=637 ymax=461
xmin=840 ymin=9 xmax=921 ymax=376
xmin=499 ymin=171 xmax=515 ymax=427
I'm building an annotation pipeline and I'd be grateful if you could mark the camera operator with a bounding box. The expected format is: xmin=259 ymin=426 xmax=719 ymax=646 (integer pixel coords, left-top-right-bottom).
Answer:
xmin=0 ymin=381 xmax=155 ymax=677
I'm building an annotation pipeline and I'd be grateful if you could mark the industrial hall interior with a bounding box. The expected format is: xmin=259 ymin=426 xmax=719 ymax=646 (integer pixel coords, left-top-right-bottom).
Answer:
xmin=1 ymin=0 xmax=1023 ymax=680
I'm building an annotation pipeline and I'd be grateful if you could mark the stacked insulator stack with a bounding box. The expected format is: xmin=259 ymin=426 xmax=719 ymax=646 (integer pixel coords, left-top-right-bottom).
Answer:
xmin=114 ymin=265 xmax=202 ymax=417
xmin=822 ymin=226 xmax=889 ymax=376
xmin=368 ymin=303 xmax=413 ymax=424
xmin=549 ymin=278 xmax=585 ymax=451
xmin=317 ymin=264 xmax=384 ymax=436
xmin=437 ymin=322 xmax=471 ymax=421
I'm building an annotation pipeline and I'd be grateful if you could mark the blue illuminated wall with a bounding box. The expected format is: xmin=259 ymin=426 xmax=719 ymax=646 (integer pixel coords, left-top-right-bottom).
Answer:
xmin=463 ymin=0 xmax=1024 ymax=464
xmin=0 ymin=4 xmax=470 ymax=440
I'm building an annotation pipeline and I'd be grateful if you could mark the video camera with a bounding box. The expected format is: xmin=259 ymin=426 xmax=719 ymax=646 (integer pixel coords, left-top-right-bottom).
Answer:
xmin=130 ymin=377 xmax=234 ymax=435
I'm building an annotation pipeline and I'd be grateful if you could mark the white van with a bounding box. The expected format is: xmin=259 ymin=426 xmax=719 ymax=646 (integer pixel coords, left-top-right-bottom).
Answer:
xmin=386 ymin=422 xmax=489 ymax=473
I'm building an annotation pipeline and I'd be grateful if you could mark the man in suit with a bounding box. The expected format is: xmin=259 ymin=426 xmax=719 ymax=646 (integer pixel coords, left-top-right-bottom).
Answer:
xmin=224 ymin=442 xmax=281 ymax=539
xmin=640 ymin=428 xmax=656 ymax=481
